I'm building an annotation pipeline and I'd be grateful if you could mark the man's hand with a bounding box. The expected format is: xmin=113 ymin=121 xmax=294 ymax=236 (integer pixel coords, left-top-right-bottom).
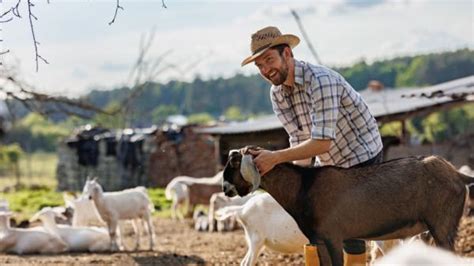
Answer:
xmin=247 ymin=149 xmax=281 ymax=176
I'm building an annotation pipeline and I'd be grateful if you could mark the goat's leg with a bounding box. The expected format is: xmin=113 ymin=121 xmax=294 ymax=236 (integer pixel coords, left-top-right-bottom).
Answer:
xmin=242 ymin=233 xmax=264 ymax=266
xmin=108 ymin=219 xmax=120 ymax=251
xmin=229 ymin=216 xmax=236 ymax=231
xmin=312 ymin=240 xmax=332 ymax=266
xmin=208 ymin=210 xmax=216 ymax=232
xmin=171 ymin=199 xmax=178 ymax=220
xmin=427 ymin=223 xmax=455 ymax=250
xmin=426 ymin=213 xmax=461 ymax=250
xmin=144 ymin=213 xmax=155 ymax=250
xmin=324 ymin=239 xmax=344 ymax=266
xmin=131 ymin=219 xmax=140 ymax=251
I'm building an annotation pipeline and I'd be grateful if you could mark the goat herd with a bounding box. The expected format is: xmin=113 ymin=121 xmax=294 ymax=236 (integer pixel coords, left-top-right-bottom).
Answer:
xmin=0 ymin=152 xmax=473 ymax=266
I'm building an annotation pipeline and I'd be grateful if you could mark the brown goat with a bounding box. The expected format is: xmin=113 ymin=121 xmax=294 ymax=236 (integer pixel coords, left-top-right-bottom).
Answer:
xmin=223 ymin=150 xmax=474 ymax=266
xmin=187 ymin=184 xmax=222 ymax=212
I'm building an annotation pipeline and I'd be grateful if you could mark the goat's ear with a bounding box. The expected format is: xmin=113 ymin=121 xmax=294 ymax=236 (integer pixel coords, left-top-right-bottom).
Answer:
xmin=29 ymin=212 xmax=40 ymax=222
xmin=92 ymin=176 xmax=98 ymax=182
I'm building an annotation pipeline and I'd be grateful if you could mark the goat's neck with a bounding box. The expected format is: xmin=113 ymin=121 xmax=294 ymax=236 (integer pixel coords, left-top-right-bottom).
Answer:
xmin=39 ymin=217 xmax=62 ymax=239
xmin=0 ymin=217 xmax=9 ymax=232
xmin=92 ymin=193 xmax=105 ymax=208
xmin=259 ymin=164 xmax=302 ymax=214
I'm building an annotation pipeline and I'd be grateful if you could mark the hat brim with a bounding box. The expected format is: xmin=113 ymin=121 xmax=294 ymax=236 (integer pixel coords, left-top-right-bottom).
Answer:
xmin=241 ymin=34 xmax=300 ymax=67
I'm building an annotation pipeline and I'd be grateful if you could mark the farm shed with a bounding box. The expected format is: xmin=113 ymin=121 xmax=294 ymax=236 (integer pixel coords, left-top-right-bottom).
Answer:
xmin=197 ymin=75 xmax=474 ymax=169
xmin=56 ymin=124 xmax=217 ymax=190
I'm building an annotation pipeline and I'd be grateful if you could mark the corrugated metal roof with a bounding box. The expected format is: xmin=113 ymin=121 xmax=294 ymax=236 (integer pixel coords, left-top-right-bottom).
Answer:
xmin=196 ymin=115 xmax=282 ymax=134
xmin=360 ymin=75 xmax=474 ymax=119
xmin=197 ymin=76 xmax=474 ymax=135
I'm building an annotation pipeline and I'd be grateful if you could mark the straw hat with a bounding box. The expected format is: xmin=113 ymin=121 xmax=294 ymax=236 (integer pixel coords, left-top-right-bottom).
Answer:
xmin=241 ymin=26 xmax=300 ymax=66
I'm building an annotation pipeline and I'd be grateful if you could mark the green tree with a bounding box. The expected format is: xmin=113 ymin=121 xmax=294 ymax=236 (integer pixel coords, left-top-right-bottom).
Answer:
xmin=93 ymin=101 xmax=124 ymax=129
xmin=187 ymin=113 xmax=215 ymax=124
xmin=224 ymin=106 xmax=245 ymax=121
xmin=152 ymin=105 xmax=179 ymax=124
xmin=0 ymin=144 xmax=24 ymax=186
xmin=5 ymin=113 xmax=69 ymax=152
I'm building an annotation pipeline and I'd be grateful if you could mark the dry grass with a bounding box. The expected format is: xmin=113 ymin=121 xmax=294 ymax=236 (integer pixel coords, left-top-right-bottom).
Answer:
xmin=455 ymin=215 xmax=474 ymax=257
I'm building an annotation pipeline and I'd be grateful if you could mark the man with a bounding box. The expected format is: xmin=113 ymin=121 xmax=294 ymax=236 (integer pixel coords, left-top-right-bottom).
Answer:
xmin=241 ymin=26 xmax=383 ymax=266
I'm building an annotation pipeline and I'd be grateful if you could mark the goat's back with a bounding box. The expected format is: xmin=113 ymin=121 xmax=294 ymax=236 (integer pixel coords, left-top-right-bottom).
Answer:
xmin=101 ymin=190 xmax=151 ymax=218
xmin=289 ymin=156 xmax=470 ymax=241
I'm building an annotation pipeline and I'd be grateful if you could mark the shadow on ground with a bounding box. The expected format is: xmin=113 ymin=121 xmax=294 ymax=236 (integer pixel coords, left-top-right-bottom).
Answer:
xmin=133 ymin=252 xmax=205 ymax=265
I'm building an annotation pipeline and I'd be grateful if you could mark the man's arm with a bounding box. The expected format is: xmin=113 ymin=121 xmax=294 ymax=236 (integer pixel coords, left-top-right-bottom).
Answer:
xmin=249 ymin=138 xmax=331 ymax=175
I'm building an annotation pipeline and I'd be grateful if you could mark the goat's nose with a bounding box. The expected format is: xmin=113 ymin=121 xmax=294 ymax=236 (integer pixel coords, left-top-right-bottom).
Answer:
xmin=223 ymin=182 xmax=230 ymax=193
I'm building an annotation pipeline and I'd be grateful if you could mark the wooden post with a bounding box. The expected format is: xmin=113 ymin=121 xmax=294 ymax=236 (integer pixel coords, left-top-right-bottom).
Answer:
xmin=213 ymin=135 xmax=221 ymax=172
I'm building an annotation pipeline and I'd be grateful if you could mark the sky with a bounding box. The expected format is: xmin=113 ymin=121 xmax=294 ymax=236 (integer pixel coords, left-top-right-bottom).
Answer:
xmin=1 ymin=0 xmax=473 ymax=97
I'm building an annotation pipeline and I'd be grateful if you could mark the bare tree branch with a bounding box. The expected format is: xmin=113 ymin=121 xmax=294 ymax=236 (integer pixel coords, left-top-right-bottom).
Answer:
xmin=290 ymin=9 xmax=322 ymax=65
xmin=26 ymin=0 xmax=49 ymax=72
xmin=2 ymin=0 xmax=168 ymax=71
xmin=108 ymin=0 xmax=124 ymax=25
xmin=0 ymin=0 xmax=22 ymax=20
xmin=1 ymin=71 xmax=117 ymax=121
xmin=0 ymin=0 xmax=22 ymax=59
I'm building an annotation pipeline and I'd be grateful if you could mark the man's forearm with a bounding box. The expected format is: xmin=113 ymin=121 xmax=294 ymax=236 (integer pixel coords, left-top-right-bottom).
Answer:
xmin=274 ymin=139 xmax=331 ymax=164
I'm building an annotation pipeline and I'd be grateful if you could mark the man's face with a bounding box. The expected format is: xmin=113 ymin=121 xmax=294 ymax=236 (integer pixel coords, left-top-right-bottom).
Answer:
xmin=254 ymin=48 xmax=289 ymax=86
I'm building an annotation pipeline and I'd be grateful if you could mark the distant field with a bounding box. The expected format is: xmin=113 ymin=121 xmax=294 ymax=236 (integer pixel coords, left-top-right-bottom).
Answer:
xmin=0 ymin=152 xmax=58 ymax=190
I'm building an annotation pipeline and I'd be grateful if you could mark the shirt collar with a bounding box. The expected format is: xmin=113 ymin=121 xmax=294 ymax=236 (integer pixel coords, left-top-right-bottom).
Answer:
xmin=294 ymin=59 xmax=305 ymax=86
xmin=271 ymin=59 xmax=305 ymax=95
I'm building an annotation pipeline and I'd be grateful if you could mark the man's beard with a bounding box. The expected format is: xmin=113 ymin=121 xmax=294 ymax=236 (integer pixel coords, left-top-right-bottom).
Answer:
xmin=264 ymin=63 xmax=288 ymax=86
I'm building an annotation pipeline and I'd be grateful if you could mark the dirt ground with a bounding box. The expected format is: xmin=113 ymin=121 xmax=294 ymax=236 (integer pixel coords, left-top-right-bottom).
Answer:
xmin=0 ymin=217 xmax=305 ymax=265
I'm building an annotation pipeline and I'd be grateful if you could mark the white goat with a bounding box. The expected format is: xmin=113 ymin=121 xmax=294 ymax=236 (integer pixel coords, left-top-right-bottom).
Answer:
xmin=193 ymin=209 xmax=209 ymax=232
xmin=165 ymin=181 xmax=189 ymax=221
xmin=374 ymin=241 xmax=473 ymax=265
xmin=63 ymin=194 xmax=106 ymax=227
xmin=208 ymin=192 xmax=258 ymax=232
xmin=82 ymin=179 xmax=155 ymax=251
xmin=30 ymin=207 xmax=110 ymax=252
xmin=216 ymin=193 xmax=308 ymax=266
xmin=0 ymin=211 xmax=68 ymax=254
xmin=165 ymin=171 xmax=223 ymax=220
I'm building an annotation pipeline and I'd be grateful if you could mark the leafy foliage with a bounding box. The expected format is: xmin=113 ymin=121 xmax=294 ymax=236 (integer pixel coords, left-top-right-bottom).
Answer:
xmin=0 ymin=187 xmax=171 ymax=221
xmin=3 ymin=113 xmax=69 ymax=152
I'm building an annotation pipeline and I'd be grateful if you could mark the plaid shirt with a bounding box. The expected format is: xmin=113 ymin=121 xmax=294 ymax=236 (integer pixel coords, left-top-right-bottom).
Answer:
xmin=271 ymin=59 xmax=383 ymax=168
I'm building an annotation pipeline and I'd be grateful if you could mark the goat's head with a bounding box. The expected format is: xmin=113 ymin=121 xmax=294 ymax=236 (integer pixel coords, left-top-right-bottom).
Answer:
xmin=29 ymin=207 xmax=66 ymax=223
xmin=82 ymin=177 xmax=103 ymax=200
xmin=222 ymin=148 xmax=261 ymax=197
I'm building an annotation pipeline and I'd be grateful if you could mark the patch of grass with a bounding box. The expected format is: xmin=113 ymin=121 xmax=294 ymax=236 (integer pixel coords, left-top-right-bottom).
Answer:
xmin=0 ymin=187 xmax=63 ymax=221
xmin=0 ymin=186 xmax=173 ymax=221
xmin=147 ymin=187 xmax=172 ymax=218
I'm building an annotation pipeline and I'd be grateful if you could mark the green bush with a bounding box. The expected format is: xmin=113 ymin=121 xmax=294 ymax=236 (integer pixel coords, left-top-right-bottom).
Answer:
xmin=0 ymin=187 xmax=172 ymax=221
xmin=0 ymin=188 xmax=63 ymax=220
